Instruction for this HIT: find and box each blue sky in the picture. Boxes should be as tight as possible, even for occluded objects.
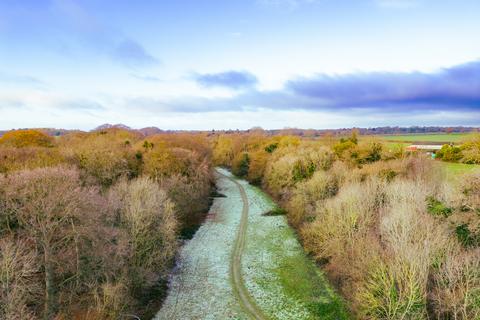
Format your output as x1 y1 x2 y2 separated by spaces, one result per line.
0 0 479 130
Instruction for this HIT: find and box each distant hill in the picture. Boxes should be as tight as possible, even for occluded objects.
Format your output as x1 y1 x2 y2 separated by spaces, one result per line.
138 127 164 136
92 124 164 136
1 126 478 138
92 123 132 131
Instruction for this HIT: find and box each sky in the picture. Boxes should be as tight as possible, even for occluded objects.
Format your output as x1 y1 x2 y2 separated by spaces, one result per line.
0 0 479 130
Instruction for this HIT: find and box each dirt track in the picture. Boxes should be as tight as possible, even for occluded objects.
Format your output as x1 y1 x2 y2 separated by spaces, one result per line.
154 169 255 320
220 172 268 320
155 169 347 320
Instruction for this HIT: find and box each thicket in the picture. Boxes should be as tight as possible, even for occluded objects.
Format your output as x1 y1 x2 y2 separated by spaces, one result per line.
436 134 480 164
212 132 480 319
2 128 479 319
0 129 212 319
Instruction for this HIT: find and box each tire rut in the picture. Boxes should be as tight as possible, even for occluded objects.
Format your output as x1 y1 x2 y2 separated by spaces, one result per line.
218 171 268 320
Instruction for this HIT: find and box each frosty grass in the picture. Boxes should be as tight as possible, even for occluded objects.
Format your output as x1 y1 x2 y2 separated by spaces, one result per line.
155 168 343 320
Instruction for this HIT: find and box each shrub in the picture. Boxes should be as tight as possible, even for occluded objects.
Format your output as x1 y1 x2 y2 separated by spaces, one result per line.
301 179 381 262
64 132 141 187
427 196 453 217
2 166 104 318
93 281 130 320
0 147 65 173
436 145 463 162
264 145 335 196
382 180 450 264
264 142 278 153
143 146 186 179
264 207 287 216
147 133 212 159
0 237 40 320
246 149 269 185
455 224 479 248
277 135 300 148
355 140 383 164
333 140 356 158
460 148 480 164
107 177 183 317
287 169 342 227
382 143 405 160
0 131 210 318
232 152 250 177
358 260 426 320
143 144 212 228
292 158 316 182
109 177 178 287
212 136 234 166
461 173 480 210
0 129 53 148
431 249 480 319
379 169 398 182
333 138 384 165
404 155 443 188
264 152 298 197
459 135 480 164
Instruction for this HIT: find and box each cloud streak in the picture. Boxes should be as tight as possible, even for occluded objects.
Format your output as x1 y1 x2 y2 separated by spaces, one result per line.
0 72 45 88
178 60 480 114
56 99 106 111
193 70 258 90
130 73 162 82
51 0 159 68
286 60 480 111
111 39 158 68
1 59 479 129
123 60 480 116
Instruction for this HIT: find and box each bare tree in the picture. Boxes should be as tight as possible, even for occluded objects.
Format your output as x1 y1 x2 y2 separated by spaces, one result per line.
3 167 95 318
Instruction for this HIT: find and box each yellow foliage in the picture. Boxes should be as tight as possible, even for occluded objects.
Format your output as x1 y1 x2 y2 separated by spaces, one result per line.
247 150 269 184
0 147 65 173
0 129 53 148
143 146 187 179
212 135 234 165
60 131 142 187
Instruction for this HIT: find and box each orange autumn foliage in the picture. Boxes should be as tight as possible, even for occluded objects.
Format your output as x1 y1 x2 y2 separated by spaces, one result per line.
0 129 53 148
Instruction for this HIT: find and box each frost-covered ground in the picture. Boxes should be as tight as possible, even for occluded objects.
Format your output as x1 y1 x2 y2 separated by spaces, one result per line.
154 169 348 320
240 180 348 320
154 169 248 320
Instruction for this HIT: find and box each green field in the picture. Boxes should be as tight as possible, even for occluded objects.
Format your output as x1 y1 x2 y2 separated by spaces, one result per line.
438 162 480 185
441 162 480 175
379 133 474 144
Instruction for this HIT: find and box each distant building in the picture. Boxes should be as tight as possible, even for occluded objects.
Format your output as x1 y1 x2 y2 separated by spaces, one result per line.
406 145 443 152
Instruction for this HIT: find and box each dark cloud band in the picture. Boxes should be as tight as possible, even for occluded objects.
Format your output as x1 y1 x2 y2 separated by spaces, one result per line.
286 60 480 111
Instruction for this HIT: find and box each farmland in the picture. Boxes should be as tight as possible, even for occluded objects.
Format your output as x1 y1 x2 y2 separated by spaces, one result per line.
442 162 480 180
379 133 474 144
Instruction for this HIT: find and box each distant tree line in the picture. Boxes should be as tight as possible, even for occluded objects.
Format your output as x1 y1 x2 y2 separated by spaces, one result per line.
1 125 477 139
